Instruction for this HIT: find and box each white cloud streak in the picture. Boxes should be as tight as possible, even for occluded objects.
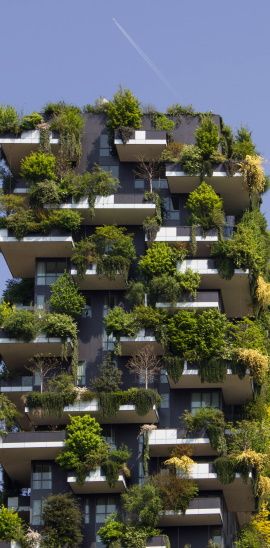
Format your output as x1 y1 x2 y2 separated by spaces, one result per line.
113 17 179 99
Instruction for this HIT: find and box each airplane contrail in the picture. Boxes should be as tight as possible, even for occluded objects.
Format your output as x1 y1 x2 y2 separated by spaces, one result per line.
113 17 179 99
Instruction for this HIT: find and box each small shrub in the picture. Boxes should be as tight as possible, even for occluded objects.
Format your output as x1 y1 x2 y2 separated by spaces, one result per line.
6 209 37 239
0 105 19 134
29 180 61 207
91 354 123 393
107 88 142 130
236 348 268 385
240 154 265 196
42 493 83 548
126 281 145 307
121 483 162 527
139 242 185 279
42 313 77 342
152 473 198 513
3 309 39 341
3 278 34 305
20 151 56 182
0 394 17 432
195 115 220 158
49 272 86 318
40 209 82 233
153 114 175 132
160 142 184 163
180 145 202 175
104 307 137 339
232 127 257 160
0 504 25 542
256 276 270 309
183 407 226 453
20 112 43 131
163 355 185 383
186 182 224 232
0 194 26 214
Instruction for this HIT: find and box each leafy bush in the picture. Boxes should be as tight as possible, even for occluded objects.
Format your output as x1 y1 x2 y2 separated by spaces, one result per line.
49 272 86 318
139 242 186 279
20 112 43 131
6 209 37 239
126 281 145 307
98 514 160 548
107 88 142 130
0 194 26 214
93 225 136 278
29 180 61 207
179 145 202 175
160 142 184 163
240 154 265 197
0 105 19 134
42 493 82 548
50 106 84 168
153 114 175 132
186 182 224 231
183 407 226 453
20 151 56 182
103 444 131 487
232 127 257 160
152 473 198 513
41 209 82 233
91 354 123 393
42 313 77 342
71 237 97 278
121 483 162 527
56 415 109 482
0 504 25 542
26 390 76 416
133 305 164 331
3 278 34 305
163 355 185 383
2 309 39 341
104 306 137 339
236 348 268 385
256 276 270 310
213 456 237 484
0 394 18 432
195 115 220 158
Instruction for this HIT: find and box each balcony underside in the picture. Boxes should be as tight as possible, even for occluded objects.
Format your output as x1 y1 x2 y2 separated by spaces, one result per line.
169 370 253 405
0 131 59 175
25 401 159 426
0 433 64 483
68 473 126 494
115 140 167 162
165 170 249 214
53 202 156 225
0 232 74 277
149 435 216 457
156 291 220 312
199 272 251 318
191 475 254 512
0 337 67 370
70 269 127 290
119 337 164 356
158 502 222 526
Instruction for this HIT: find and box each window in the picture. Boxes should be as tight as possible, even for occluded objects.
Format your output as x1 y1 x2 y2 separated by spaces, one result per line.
102 165 119 178
36 261 66 286
96 496 117 546
160 369 168 384
152 178 168 190
99 134 112 157
32 464 52 490
77 361 86 386
31 499 45 526
82 304 92 318
191 391 220 415
36 294 45 310
103 294 121 317
163 196 180 220
134 179 145 190
84 499 90 524
160 393 170 409
102 426 116 449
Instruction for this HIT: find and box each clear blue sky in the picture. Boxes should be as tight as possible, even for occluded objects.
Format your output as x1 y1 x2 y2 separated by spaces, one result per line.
0 0 269 292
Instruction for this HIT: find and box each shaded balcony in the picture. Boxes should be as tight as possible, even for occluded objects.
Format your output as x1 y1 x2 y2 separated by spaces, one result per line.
156 291 221 312
70 264 127 290
0 129 59 175
0 333 70 371
158 496 223 526
147 225 234 256
67 467 126 494
119 329 163 356
115 129 167 162
148 428 216 457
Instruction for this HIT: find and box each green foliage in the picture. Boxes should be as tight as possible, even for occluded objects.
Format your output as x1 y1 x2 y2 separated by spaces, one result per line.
186 182 224 231
213 456 237 484
91 354 123 393
160 142 184 163
49 272 86 318
184 407 226 453
232 127 257 160
20 112 43 131
104 306 137 339
6 209 37 239
107 88 142 130
103 444 131 487
0 504 25 541
71 237 96 278
179 145 203 175
126 281 145 307
29 180 61 207
98 388 161 418
20 151 56 182
0 105 19 134
199 357 227 383
26 390 76 416
42 312 77 342
40 209 82 233
166 103 197 117
2 309 39 341
56 415 109 482
163 355 185 383
122 483 162 527
98 514 160 548
3 278 34 305
212 210 270 278
153 114 175 132
133 305 164 331
163 309 229 363
149 270 200 304
98 514 124 546
195 115 220 158
93 225 136 278
0 193 26 214
139 242 186 279
0 394 17 432
153 473 199 514
50 106 84 171
234 526 263 548
42 493 82 548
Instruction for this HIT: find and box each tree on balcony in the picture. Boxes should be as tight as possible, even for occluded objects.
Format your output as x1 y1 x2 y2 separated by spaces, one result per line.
126 345 161 389
49 272 86 319
41 493 82 548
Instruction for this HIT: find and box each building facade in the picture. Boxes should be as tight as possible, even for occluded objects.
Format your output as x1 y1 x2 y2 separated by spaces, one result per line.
0 99 266 548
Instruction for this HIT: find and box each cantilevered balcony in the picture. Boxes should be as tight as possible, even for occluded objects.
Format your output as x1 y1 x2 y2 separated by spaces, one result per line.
119 329 163 356
146 537 169 548
0 129 59 175
70 264 127 290
115 129 167 161
168 365 253 405
67 467 126 494
148 428 216 457
0 229 74 277
166 164 249 214
147 225 234 256
25 399 159 426
178 259 251 317
156 291 221 312
46 194 156 225
188 463 254 513
0 431 65 483
158 497 223 526
0 333 70 371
